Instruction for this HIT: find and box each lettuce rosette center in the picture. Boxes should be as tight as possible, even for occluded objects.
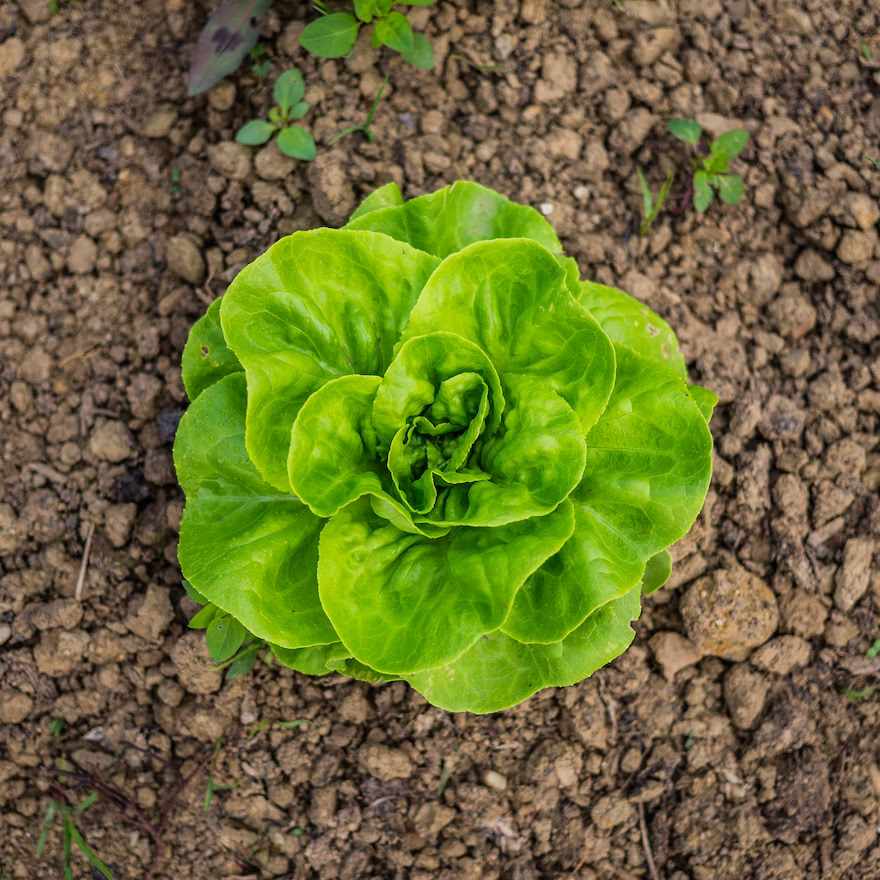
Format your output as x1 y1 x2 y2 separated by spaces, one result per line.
174 181 716 713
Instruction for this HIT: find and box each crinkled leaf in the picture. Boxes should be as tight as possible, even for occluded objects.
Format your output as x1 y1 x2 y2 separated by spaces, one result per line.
206 614 246 662
406 585 641 713
717 173 744 205
273 68 305 114
318 498 575 674
220 229 440 491
187 0 271 96
641 549 672 595
400 32 434 69
399 239 616 436
235 118 275 146
348 181 404 222
174 372 338 648
299 13 360 58
181 297 243 401
575 279 687 379
277 125 316 161
502 346 712 643
667 118 701 146
693 170 713 212
375 11 413 52
344 180 562 258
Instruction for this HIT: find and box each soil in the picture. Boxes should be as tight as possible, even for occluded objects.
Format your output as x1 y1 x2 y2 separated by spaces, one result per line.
1 0 880 878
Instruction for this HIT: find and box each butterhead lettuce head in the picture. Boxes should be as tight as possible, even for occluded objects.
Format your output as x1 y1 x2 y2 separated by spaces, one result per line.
174 181 715 713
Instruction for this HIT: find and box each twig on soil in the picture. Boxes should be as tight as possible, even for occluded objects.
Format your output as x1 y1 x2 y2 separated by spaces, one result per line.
27 462 67 485
74 521 96 601
196 264 216 306
568 838 590 877
59 344 99 368
638 802 660 880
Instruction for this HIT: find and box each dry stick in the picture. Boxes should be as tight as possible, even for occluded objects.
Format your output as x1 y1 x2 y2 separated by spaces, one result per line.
638 802 661 880
74 522 96 601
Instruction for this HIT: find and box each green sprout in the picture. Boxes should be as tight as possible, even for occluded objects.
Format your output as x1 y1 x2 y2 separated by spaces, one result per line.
866 639 880 659
636 166 673 235
249 43 271 80
330 75 389 145
843 687 874 703
667 119 748 213
299 0 435 70
235 68 316 162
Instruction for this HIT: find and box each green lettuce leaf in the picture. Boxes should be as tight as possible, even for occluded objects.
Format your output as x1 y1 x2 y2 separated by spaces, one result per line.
181 297 243 401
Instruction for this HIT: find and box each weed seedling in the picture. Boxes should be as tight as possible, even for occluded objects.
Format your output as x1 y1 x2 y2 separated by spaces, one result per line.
235 68 316 161
249 43 271 80
667 119 748 214
866 638 880 659
636 166 673 234
330 75 389 145
844 687 874 703
299 0 435 70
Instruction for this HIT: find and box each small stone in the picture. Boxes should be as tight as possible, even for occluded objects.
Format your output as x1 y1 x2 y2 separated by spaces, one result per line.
33 629 91 676
749 635 812 675
649 631 701 682
170 631 223 694
834 538 875 612
794 249 835 283
89 419 134 463
127 372 163 420
723 665 769 729
166 234 206 285
208 81 237 112
105 503 137 548
156 678 185 707
767 291 816 340
255 140 296 181
126 584 175 641
495 34 517 60
747 253 783 306
483 770 507 791
32 599 83 631
0 37 26 76
0 690 33 724
67 235 98 274
18 346 53 383
142 109 177 139
307 152 357 226
843 193 880 230
207 141 252 181
609 107 656 157
837 229 878 266
680 564 779 661
0 503 24 553
0 623 11 645
534 51 578 103
779 592 827 638
591 795 634 830
633 27 681 66
358 744 413 780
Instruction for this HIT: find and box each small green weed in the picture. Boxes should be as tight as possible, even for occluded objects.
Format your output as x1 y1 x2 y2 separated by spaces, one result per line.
330 75 389 145
667 118 748 213
843 687 874 703
300 0 435 70
235 68 316 161
866 638 880 659
249 43 271 80
636 166 673 234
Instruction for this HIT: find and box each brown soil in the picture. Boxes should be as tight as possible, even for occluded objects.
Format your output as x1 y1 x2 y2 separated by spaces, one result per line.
2 0 880 878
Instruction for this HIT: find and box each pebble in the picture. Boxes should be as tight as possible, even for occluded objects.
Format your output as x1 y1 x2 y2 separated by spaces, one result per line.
89 419 134 463
207 141 252 181
33 629 91 676
0 690 33 724
483 770 507 791
749 635 811 675
591 794 634 830
166 234 206 286
208 81 237 112
779 592 828 638
794 248 835 282
633 27 681 66
534 51 578 103
609 107 655 157
358 744 413 780
834 538 875 612
843 192 880 230
837 229 877 266
0 37 26 76
31 598 83 631
142 109 178 139
0 622 11 646
0 503 24 554
125 584 175 642
723 664 769 729
680 564 779 661
255 140 296 181
648 631 701 682
307 153 357 226
105 503 137 548
170 631 223 694
67 235 98 274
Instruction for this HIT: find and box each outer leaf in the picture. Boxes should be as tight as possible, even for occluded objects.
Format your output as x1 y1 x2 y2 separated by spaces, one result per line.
206 614 246 662
318 497 575 674
375 11 414 52
717 173 744 205
288 101 311 120
687 383 718 422
406 585 641 713
273 68 305 114
502 345 712 643
641 549 672 595
299 13 360 58
575 280 687 379
277 126 316 161
400 32 434 69
710 129 748 162
270 641 353 676
693 170 713 212
219 230 441 491
344 180 562 258
667 118 701 146
181 297 244 402
399 239 616 436
235 119 275 146
187 0 271 96
174 372 339 648
348 181 404 222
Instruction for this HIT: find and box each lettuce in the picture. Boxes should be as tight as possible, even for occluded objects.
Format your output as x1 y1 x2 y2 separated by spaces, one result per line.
174 181 715 713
